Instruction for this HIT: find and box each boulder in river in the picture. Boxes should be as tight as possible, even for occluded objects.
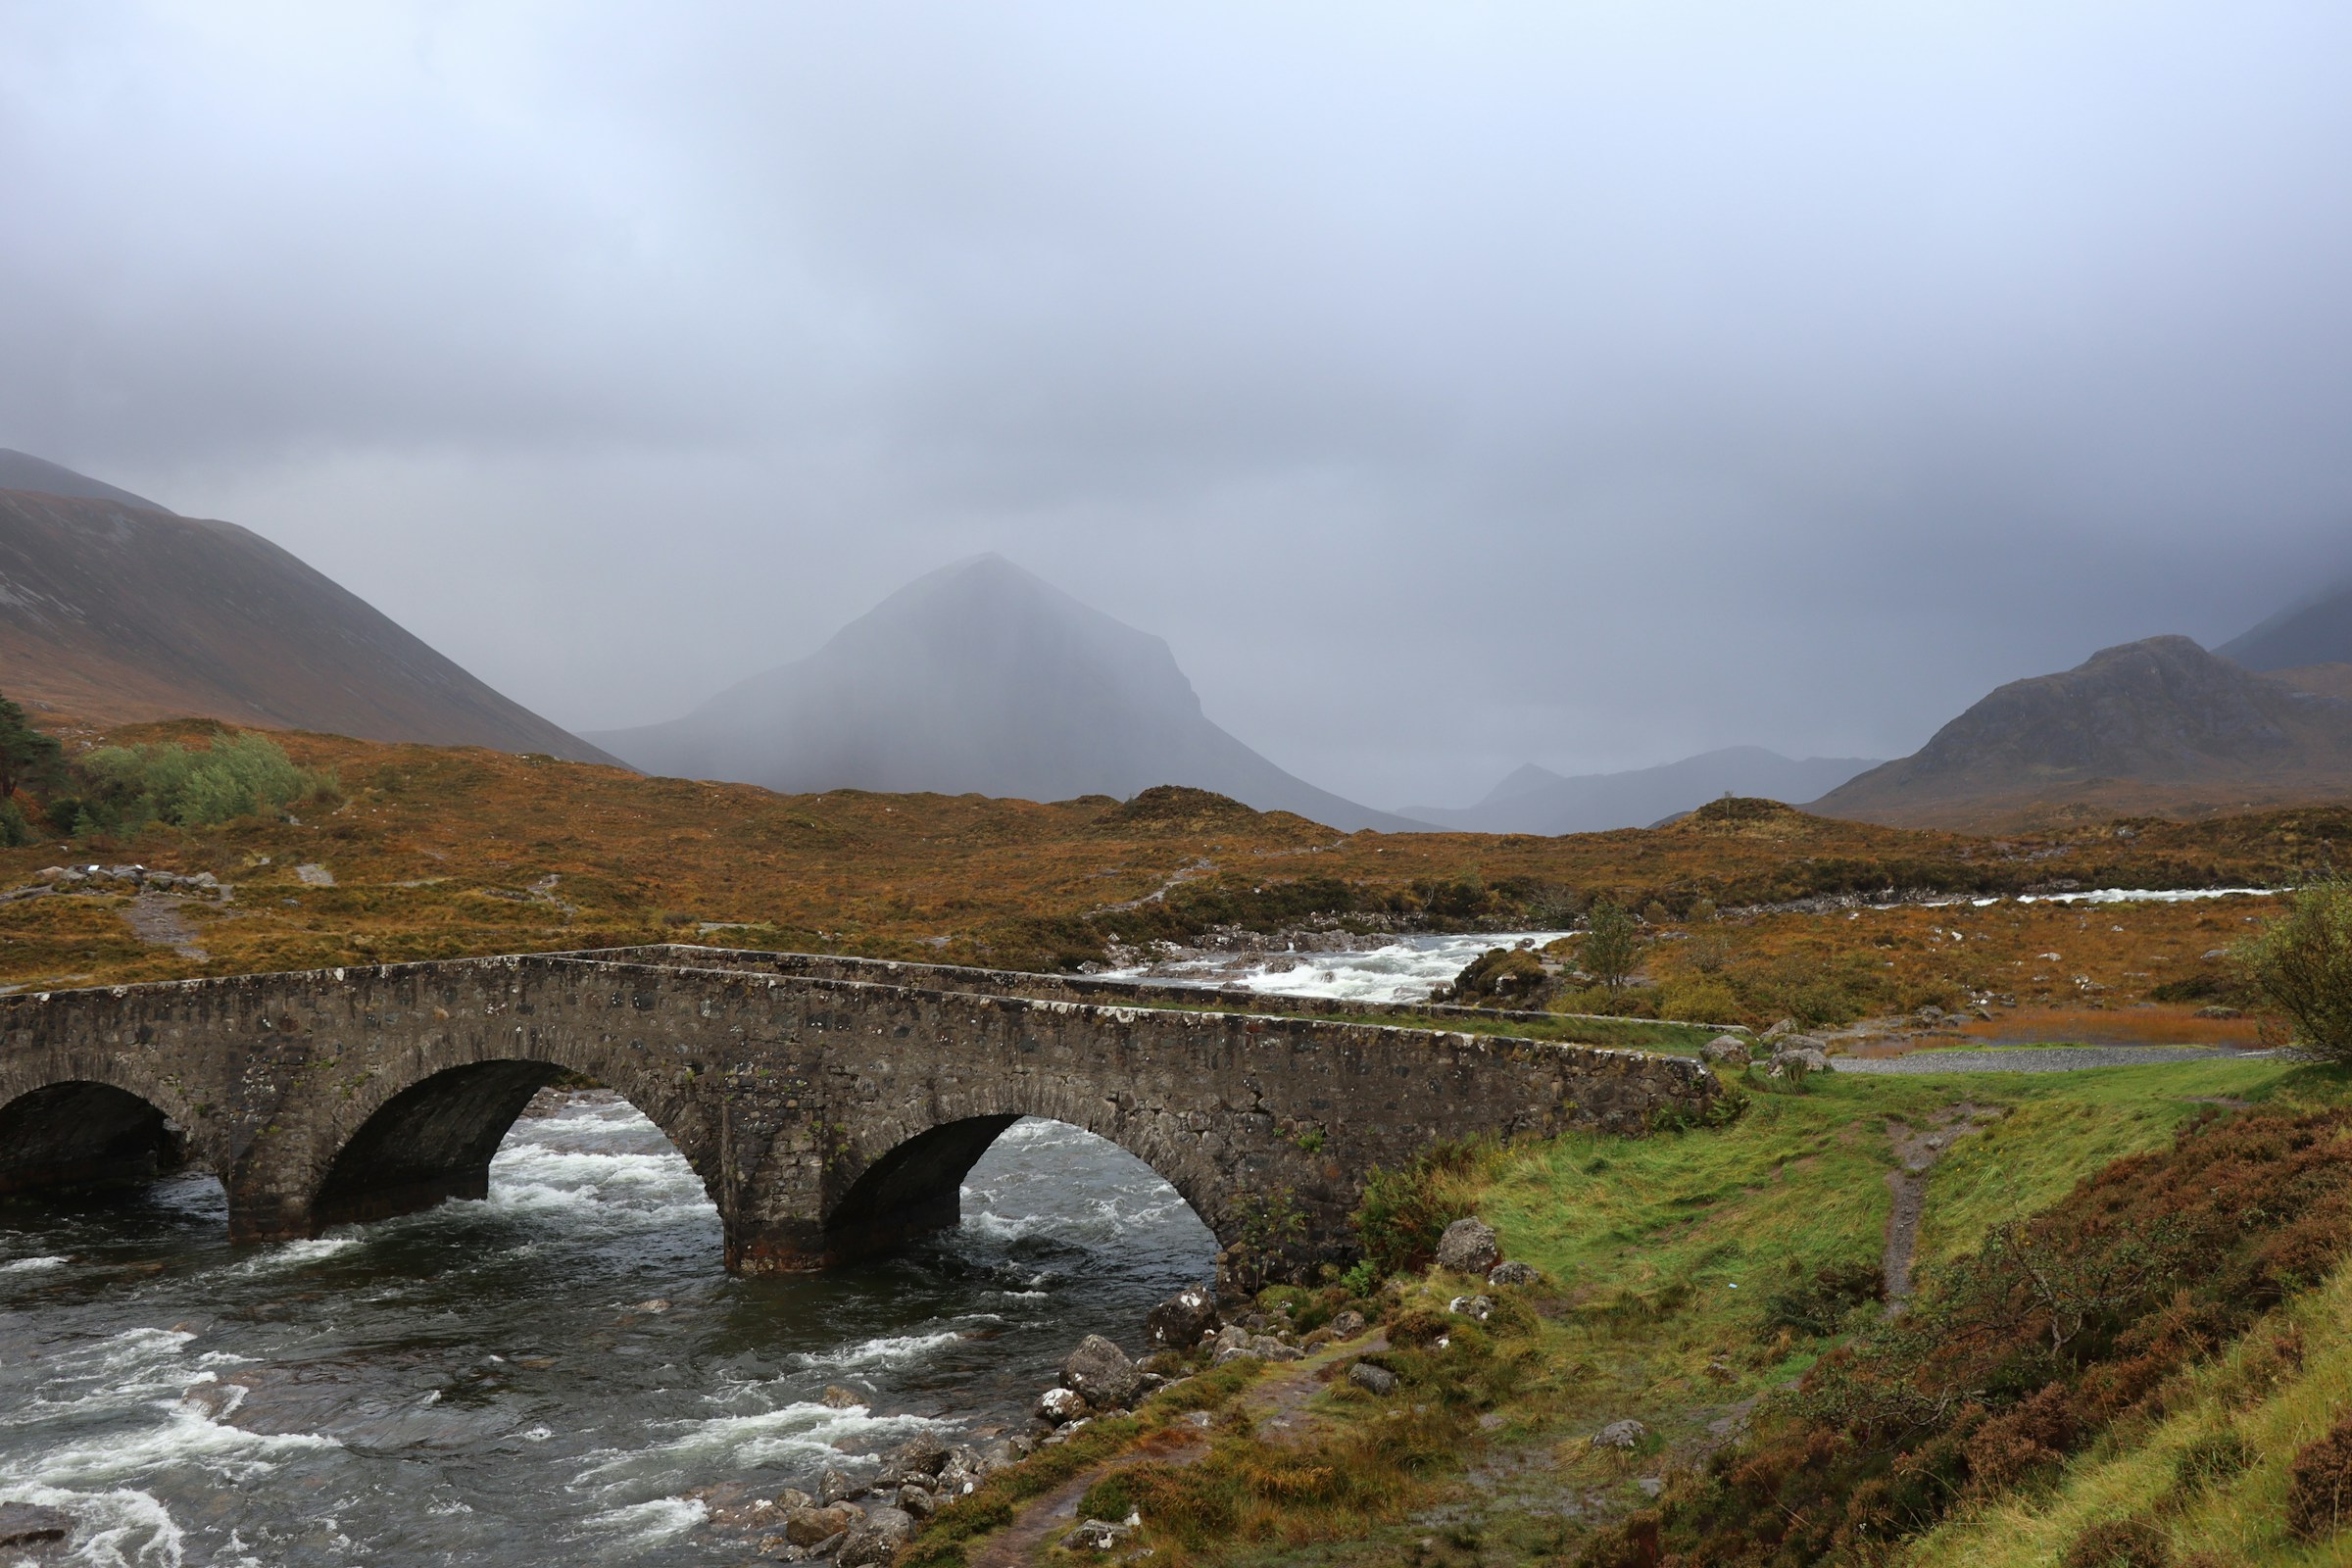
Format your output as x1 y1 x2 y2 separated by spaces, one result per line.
1061 1334 1143 1409
1145 1284 1219 1349
0 1503 73 1546
1435 1217 1500 1275
1036 1386 1089 1424
783 1502 861 1545
837 1505 916 1567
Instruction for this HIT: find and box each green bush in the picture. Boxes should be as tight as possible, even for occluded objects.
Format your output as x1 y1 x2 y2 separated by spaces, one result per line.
1758 1258 1884 1338
2237 874 2352 1059
74 731 333 834
0 797 33 848
1351 1137 1501 1274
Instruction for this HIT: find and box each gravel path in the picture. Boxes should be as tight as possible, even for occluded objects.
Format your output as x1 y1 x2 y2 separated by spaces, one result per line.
1837 1046 2273 1074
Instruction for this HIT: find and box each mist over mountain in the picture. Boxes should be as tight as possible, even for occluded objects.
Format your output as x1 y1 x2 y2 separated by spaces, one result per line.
1810 634 2352 829
588 555 1416 832
0 448 172 514
0 457 617 764
1400 747 1880 835
2216 576 2352 673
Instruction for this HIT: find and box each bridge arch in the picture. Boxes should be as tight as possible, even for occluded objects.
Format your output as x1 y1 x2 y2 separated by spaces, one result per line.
808 1076 1264 1273
0 1069 203 1200
258 1048 726 1244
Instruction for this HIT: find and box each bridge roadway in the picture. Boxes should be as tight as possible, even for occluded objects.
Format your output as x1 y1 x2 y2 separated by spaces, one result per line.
0 944 1724 1280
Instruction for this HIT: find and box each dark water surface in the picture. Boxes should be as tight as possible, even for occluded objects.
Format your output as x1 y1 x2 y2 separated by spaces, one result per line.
0 1104 1215 1566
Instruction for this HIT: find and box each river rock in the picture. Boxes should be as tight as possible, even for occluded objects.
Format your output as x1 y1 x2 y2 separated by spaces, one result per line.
815 1466 860 1505
1037 1386 1089 1424
784 1503 862 1545
1435 1217 1500 1275
1062 1334 1142 1409
818 1385 861 1409
1348 1361 1397 1396
1488 1261 1540 1288
886 1431 951 1477
897 1485 937 1520
836 1506 915 1568
1592 1419 1647 1448
1145 1284 1218 1349
1701 1035 1752 1066
0 1503 73 1545
1068 1515 1138 1549
1329 1307 1367 1338
1770 1047 1832 1077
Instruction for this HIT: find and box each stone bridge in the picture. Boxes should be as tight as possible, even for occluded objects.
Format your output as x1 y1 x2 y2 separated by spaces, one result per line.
0 945 1725 1280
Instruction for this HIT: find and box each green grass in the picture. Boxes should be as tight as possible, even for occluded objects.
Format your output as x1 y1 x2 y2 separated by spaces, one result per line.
916 1057 2341 1566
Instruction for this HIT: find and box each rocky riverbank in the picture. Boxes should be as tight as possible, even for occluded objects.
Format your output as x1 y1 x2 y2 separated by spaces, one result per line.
727 1217 1555 1564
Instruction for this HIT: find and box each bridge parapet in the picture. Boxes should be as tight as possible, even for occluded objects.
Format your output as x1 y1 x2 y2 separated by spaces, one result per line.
0 948 1727 1282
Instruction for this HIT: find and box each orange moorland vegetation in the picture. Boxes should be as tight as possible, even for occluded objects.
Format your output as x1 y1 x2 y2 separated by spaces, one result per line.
0 718 2340 1020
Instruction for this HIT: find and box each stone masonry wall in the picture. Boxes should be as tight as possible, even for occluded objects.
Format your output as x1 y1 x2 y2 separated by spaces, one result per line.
0 951 1725 1279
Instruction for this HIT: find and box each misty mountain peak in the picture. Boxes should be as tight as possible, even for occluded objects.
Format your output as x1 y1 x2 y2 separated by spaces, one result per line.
590 557 1414 830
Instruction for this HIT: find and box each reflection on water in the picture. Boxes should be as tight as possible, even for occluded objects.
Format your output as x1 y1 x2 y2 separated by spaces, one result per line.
0 1102 1214 1565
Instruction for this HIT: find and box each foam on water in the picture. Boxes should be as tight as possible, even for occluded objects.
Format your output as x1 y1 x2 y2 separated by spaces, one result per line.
579 1495 708 1547
793 1331 963 1369
1 1484 185 1568
1099 930 1574 1004
2 1254 69 1273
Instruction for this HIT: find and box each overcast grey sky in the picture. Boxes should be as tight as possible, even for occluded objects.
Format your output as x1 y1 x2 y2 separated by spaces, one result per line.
5 2 2350 808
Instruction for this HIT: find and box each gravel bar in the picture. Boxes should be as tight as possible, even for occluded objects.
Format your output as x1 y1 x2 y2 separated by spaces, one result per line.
1835 1046 2274 1075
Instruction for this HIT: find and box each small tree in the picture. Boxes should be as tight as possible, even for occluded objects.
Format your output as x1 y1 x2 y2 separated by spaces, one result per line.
0 693 63 802
2238 875 2352 1060
1582 899 1644 994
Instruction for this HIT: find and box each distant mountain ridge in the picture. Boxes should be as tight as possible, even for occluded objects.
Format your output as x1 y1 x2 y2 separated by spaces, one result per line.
2217 576 2352 672
1401 746 1881 835
0 455 618 764
589 555 1417 832
1809 634 2352 829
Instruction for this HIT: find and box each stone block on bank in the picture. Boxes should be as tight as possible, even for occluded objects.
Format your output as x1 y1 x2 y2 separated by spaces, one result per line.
1435 1216 1500 1275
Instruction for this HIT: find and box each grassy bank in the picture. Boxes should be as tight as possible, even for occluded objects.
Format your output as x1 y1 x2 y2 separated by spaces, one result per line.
921 1055 2331 1566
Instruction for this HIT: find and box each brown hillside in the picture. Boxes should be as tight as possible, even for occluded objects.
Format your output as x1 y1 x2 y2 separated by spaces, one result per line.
1 722 2339 996
1810 635 2352 831
0 487 616 764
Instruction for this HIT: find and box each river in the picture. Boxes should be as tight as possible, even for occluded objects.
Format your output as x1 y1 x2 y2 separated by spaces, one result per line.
3 935 1548 1567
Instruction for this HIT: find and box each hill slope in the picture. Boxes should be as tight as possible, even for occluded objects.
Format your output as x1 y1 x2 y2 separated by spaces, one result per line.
1811 634 2352 828
1401 745 1879 834
0 479 617 764
588 554 1417 832
2216 575 2352 670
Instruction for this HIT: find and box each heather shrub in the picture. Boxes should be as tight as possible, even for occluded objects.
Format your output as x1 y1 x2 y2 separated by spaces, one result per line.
2170 1429 2254 1494
2287 1414 2352 1542
2061 1517 2171 1568
1579 1109 2352 1566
